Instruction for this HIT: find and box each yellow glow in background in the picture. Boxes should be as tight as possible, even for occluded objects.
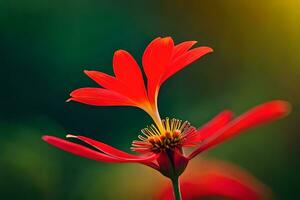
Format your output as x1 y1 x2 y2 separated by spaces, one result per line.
1 0 299 199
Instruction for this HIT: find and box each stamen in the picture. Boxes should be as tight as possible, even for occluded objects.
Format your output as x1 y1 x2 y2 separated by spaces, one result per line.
131 117 197 153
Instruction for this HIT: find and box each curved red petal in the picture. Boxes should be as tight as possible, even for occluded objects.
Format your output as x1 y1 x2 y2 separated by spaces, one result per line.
172 41 197 59
42 135 158 163
161 46 213 84
84 70 119 90
184 110 233 145
69 87 134 106
142 37 174 103
43 135 123 162
113 50 148 102
67 134 154 160
84 70 143 104
142 37 162 77
189 100 291 159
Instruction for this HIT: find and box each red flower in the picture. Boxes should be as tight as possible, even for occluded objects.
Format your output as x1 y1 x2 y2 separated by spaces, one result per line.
43 37 290 188
156 158 271 200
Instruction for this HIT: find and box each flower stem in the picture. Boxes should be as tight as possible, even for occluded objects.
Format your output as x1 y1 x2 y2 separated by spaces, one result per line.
171 176 182 200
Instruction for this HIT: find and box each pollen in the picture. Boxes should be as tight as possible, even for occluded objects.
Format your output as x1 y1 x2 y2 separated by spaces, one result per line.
131 118 197 153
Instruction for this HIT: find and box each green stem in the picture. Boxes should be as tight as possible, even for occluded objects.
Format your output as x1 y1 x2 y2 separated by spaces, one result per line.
171 177 182 200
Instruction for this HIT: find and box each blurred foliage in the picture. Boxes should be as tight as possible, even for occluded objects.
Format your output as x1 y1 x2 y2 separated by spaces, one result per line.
1 0 300 199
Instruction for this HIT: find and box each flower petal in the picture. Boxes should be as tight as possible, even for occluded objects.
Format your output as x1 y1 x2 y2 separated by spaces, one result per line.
66 134 153 160
43 135 123 162
42 135 158 163
196 110 233 140
172 40 197 59
113 50 148 102
84 70 144 104
68 87 134 106
84 70 119 90
161 46 213 84
189 100 291 159
185 110 233 145
142 37 174 103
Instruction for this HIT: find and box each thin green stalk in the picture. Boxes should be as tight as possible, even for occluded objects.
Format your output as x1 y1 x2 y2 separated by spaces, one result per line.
171 177 182 200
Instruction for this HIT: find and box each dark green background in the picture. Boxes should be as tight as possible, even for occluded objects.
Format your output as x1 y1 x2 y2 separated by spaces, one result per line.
1 0 299 199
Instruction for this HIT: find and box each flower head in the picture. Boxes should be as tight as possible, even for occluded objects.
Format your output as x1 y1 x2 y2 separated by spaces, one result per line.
43 37 290 181
131 118 197 153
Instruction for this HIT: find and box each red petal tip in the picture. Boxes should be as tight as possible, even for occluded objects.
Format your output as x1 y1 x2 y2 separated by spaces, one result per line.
161 36 173 42
205 46 214 52
42 135 51 142
114 49 126 55
83 70 90 74
271 100 292 116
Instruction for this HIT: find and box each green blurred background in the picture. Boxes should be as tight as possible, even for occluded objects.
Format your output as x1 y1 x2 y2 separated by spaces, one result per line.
1 0 299 199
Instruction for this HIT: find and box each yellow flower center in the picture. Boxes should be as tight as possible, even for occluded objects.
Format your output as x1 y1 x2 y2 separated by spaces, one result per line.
131 118 196 153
